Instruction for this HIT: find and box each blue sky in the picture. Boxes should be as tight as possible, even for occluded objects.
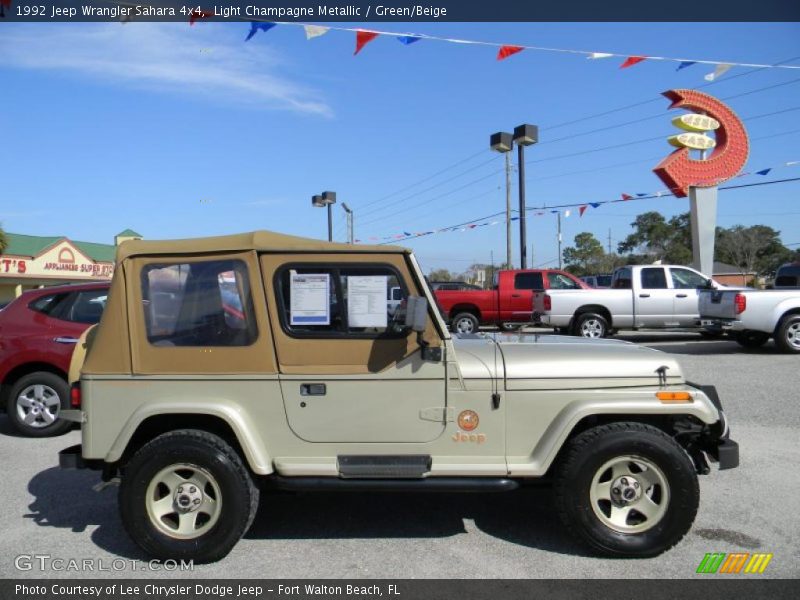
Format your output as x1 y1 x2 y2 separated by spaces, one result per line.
1 21 799 274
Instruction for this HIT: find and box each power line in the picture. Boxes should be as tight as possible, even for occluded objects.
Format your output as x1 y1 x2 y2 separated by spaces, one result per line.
379 176 800 244
354 57 800 220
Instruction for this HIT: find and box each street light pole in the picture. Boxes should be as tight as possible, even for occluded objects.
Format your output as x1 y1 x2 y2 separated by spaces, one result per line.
513 124 538 270
557 211 563 270
312 191 337 242
342 203 354 244
489 131 514 269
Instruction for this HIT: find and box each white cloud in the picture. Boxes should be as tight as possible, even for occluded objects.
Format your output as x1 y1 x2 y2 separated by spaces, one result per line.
0 23 332 116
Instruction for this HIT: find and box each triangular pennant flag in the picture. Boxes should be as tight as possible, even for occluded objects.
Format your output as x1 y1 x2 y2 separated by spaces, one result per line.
188 8 213 25
620 56 647 69
676 61 697 71
355 30 379 55
590 203 601 208
497 45 524 61
786 161 800 166
756 168 772 176
587 52 613 60
396 35 421 45
510 216 519 221
621 193 633 201
564 210 571 218
579 205 588 217
246 21 276 41
304 25 329 40
704 63 733 81
636 193 648 197
550 210 559 214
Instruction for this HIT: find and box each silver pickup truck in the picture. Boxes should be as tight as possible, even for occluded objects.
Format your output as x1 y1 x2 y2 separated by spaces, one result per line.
699 287 800 353
534 265 724 338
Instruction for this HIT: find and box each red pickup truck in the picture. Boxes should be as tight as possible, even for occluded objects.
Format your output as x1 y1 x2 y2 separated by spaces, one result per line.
434 269 589 333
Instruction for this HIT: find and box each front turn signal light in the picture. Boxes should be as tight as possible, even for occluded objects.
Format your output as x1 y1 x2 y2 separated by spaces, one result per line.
656 391 693 403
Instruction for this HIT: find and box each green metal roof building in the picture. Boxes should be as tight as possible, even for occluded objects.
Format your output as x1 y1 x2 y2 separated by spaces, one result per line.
0 229 142 303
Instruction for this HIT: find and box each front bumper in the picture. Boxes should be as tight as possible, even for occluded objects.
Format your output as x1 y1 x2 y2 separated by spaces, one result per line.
686 382 740 471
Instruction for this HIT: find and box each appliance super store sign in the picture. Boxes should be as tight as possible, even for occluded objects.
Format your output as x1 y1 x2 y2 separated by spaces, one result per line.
1 241 114 280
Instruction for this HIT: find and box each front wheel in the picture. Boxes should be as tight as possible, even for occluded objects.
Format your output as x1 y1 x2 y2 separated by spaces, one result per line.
774 315 800 353
573 313 609 338
119 429 259 563
450 312 479 334
553 422 699 557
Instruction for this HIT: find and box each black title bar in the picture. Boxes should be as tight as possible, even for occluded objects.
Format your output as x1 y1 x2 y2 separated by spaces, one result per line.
1 0 800 22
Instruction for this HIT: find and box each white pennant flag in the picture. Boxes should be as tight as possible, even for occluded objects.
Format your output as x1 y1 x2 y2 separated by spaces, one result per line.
304 25 330 40
587 52 613 59
704 63 733 81
564 210 571 217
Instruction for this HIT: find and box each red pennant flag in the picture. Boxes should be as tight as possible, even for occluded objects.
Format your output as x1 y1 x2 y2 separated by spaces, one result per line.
621 193 633 201
579 205 588 217
189 8 213 25
497 45 524 61
354 30 379 55
620 56 647 69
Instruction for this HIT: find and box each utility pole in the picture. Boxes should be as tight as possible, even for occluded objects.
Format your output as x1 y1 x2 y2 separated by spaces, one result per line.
342 203 354 244
557 211 563 270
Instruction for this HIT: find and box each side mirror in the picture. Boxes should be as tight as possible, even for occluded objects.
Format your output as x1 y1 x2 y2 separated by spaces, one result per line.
404 296 429 333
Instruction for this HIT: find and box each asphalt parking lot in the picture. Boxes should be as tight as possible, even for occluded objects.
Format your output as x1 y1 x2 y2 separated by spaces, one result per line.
1 330 797 579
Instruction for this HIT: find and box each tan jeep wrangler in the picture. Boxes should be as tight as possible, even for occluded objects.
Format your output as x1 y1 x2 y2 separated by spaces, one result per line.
59 231 738 563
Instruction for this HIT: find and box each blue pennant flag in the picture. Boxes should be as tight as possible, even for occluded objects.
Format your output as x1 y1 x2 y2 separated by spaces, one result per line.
636 193 648 197
510 216 519 221
403 231 412 236
396 35 422 45
590 202 601 208
756 168 772 176
246 22 276 41
676 61 697 71
550 210 559 214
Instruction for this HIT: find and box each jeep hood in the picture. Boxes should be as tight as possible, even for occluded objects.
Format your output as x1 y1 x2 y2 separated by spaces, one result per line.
452 333 683 390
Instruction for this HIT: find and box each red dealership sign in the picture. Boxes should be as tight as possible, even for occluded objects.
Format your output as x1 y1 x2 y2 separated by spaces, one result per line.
653 89 749 198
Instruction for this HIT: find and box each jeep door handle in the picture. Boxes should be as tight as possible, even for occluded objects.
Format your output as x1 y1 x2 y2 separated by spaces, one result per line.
511 294 521 298
676 294 688 298
300 383 326 396
639 293 650 298
53 337 79 344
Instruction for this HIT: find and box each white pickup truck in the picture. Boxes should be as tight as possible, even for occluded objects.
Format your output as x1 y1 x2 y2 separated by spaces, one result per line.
699 287 800 353
534 264 725 338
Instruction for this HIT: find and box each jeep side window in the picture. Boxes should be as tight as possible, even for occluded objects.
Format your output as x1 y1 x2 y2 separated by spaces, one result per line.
141 260 257 347
277 265 408 338
640 267 668 289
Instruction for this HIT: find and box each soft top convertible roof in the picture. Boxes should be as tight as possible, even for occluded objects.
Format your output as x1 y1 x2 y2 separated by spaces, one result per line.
116 230 407 261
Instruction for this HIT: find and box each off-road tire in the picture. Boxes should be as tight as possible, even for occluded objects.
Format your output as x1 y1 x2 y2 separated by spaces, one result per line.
573 313 609 338
6 371 71 437
734 331 770 349
119 429 259 563
553 422 699 557
774 315 800 354
451 312 480 335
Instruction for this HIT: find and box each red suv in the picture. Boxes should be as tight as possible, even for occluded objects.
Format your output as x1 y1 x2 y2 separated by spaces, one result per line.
0 282 110 436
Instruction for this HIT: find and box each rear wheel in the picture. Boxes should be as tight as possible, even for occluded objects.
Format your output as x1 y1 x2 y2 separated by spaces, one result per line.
554 422 699 557
6 372 71 437
119 429 259 563
573 313 609 338
451 312 479 334
735 331 770 349
774 315 800 353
